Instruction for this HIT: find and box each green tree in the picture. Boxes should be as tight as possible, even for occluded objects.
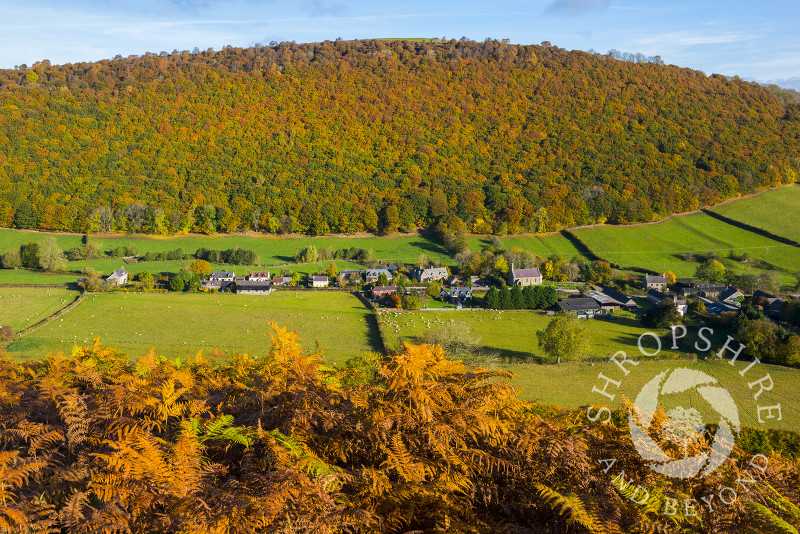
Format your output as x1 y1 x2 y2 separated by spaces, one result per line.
523 285 538 309
377 272 390 287
402 294 421 310
590 260 613 284
20 242 40 269
427 281 442 300
535 285 558 309
695 259 726 283
536 316 591 362
416 253 430 268
136 271 155 290
510 285 525 309
169 275 186 292
483 286 499 309
36 237 66 271
499 285 512 310
642 298 682 328
1 248 22 269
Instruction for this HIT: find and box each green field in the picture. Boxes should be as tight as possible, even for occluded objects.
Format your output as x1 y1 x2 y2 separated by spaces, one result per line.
506 360 800 431
7 291 380 363
0 287 79 332
467 233 584 258
0 269 79 284
573 212 800 286
712 185 800 243
378 309 731 362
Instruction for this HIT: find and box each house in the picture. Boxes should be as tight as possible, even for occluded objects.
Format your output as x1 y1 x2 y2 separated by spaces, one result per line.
235 281 272 295
200 280 223 291
412 267 449 283
247 270 271 282
310 275 329 288
441 287 473 303
557 298 602 318
598 286 637 309
371 285 397 299
412 267 447 283
209 271 236 282
508 265 542 286
447 274 465 286
644 275 668 291
272 276 290 286
719 287 744 306
366 268 393 283
674 299 689 316
106 267 128 286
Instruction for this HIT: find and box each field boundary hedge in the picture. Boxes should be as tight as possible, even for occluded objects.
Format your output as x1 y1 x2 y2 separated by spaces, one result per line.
15 293 86 339
702 208 800 249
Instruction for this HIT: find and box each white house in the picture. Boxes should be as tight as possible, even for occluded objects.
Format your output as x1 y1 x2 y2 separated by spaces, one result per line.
106 267 128 286
310 275 329 288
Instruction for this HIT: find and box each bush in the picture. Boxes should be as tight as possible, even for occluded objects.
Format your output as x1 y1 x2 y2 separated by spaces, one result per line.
169 276 186 292
1 248 22 269
402 294 421 310
0 325 14 343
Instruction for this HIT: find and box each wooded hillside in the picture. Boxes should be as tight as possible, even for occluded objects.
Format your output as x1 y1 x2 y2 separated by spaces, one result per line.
1 39 798 235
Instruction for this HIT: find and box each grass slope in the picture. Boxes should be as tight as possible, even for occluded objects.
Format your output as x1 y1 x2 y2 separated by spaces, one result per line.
712 185 800 243
8 291 379 364
573 212 800 286
0 287 79 332
378 310 730 362
507 360 800 431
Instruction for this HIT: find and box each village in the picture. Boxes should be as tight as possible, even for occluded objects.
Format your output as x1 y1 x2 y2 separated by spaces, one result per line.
91 261 788 323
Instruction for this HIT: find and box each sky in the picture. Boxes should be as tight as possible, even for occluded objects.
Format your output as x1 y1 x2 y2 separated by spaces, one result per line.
1 0 798 89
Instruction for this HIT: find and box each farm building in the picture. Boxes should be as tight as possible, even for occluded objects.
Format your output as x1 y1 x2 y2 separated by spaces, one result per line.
597 286 637 309
583 291 623 311
272 276 290 286
556 298 602 318
106 267 128 286
508 265 542 286
235 281 272 295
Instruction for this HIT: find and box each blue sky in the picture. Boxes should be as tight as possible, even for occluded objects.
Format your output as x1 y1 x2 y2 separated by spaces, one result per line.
1 0 798 87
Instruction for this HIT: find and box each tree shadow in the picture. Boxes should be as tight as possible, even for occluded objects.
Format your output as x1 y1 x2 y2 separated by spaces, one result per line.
408 240 448 256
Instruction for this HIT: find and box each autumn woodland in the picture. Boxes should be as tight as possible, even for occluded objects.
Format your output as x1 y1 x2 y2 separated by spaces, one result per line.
0 40 799 236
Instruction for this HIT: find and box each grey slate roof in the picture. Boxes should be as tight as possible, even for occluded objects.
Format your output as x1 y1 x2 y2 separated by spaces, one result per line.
512 267 541 278
557 298 602 312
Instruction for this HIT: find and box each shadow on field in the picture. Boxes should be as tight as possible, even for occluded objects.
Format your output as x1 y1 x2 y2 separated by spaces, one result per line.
364 313 386 354
408 240 447 255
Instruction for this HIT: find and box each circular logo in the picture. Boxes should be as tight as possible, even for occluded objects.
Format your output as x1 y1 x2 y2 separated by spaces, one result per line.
628 368 741 479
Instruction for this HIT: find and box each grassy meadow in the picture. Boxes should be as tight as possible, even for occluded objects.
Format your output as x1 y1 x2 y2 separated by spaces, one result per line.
506 359 800 431
711 185 800 243
378 309 732 362
573 212 800 288
7 291 380 364
0 287 79 332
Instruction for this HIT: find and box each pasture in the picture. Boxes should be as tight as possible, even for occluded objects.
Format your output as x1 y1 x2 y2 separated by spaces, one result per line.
377 309 731 362
711 185 800 243
0 269 79 284
7 291 380 364
505 359 800 431
0 287 79 332
573 212 800 287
